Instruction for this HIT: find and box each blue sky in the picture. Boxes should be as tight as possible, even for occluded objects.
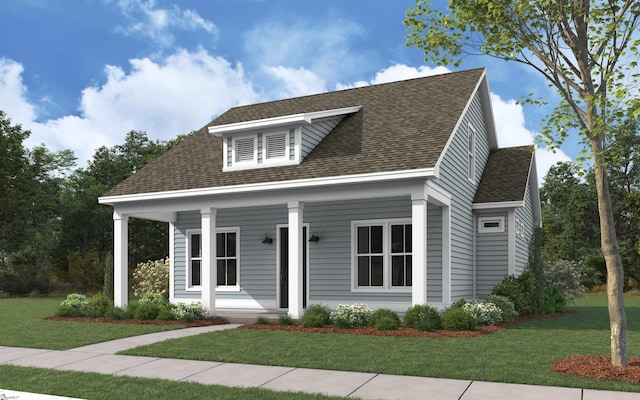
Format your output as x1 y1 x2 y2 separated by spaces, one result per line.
0 0 572 180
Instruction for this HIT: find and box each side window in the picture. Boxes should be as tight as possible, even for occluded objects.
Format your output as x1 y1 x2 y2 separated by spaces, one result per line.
356 225 384 287
217 231 238 287
189 232 202 287
478 217 505 233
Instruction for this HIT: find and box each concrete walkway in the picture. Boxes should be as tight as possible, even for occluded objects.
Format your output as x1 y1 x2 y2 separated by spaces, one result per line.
1 325 638 400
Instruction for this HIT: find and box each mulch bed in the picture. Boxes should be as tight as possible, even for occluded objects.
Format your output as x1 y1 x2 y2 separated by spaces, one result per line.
47 309 640 384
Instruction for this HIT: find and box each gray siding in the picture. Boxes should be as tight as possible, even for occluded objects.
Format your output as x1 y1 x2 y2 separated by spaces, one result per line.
301 116 344 159
475 210 509 296
436 92 491 300
515 184 535 275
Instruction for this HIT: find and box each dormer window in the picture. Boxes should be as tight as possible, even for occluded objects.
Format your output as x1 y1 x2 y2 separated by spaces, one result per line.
210 105 362 172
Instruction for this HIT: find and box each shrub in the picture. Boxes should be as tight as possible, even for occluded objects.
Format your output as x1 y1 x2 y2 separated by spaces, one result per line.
368 308 400 330
403 304 441 331
86 293 113 317
134 301 161 320
333 316 353 329
56 293 89 317
139 292 168 308
173 302 208 322
278 314 293 326
330 303 372 327
301 304 331 328
542 285 567 313
462 300 502 326
0 248 52 296
106 306 128 320
492 269 536 315
543 259 586 302
441 307 476 331
372 315 400 330
67 251 103 292
132 258 170 299
480 294 517 321
256 316 270 325
157 305 176 321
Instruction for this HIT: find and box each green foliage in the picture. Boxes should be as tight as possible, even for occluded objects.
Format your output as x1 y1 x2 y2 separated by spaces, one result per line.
103 252 114 299
277 314 293 326
86 293 113 318
441 307 476 331
528 227 545 314
0 247 53 296
462 301 503 326
56 293 89 317
543 259 586 302
480 294 517 322
157 305 176 321
105 306 128 320
139 292 169 308
67 251 103 292
542 285 567 314
132 258 170 299
134 301 161 320
256 316 270 325
492 270 536 315
368 308 400 330
301 304 331 328
173 302 208 322
403 304 441 330
330 303 372 327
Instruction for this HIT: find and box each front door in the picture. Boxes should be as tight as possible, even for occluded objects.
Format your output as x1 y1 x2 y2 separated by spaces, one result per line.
279 226 307 309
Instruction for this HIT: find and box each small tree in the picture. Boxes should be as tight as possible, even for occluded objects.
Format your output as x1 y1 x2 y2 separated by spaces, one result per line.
132 258 170 298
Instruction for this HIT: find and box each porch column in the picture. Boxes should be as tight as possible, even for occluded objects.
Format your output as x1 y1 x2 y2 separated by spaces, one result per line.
113 211 129 308
201 207 217 317
287 201 304 319
411 198 428 305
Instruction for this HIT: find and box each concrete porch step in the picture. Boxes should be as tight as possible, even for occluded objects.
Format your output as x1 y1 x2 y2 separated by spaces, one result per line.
215 310 289 324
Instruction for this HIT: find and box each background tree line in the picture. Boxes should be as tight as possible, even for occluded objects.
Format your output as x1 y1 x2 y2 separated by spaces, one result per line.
0 110 184 296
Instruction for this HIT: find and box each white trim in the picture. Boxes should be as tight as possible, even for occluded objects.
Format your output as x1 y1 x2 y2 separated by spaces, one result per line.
276 223 310 310
185 228 202 291
467 123 476 184
508 210 516 275
185 227 241 292
172 298 278 310
98 168 436 205
351 218 413 293
169 222 175 302
319 300 451 313
478 216 505 233
215 227 241 292
113 212 129 308
209 106 362 136
472 201 524 210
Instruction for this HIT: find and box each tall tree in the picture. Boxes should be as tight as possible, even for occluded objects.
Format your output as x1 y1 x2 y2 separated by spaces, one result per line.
405 0 639 365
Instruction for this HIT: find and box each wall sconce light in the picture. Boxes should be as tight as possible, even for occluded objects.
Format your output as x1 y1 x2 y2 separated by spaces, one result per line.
308 234 320 243
262 234 273 244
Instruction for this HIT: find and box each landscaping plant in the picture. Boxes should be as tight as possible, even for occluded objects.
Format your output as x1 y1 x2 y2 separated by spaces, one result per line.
492 269 536 315
132 258 170 299
441 306 476 331
368 308 400 330
300 304 331 328
480 294 517 322
462 300 502 326
330 303 372 328
403 304 441 331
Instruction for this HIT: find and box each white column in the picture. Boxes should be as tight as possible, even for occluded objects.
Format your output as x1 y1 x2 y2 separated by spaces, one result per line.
411 198 428 305
201 207 217 317
113 211 129 308
442 206 451 304
168 222 175 303
287 201 304 319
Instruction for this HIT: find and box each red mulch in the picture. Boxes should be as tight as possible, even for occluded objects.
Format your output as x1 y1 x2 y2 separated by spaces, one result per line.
48 310 640 384
43 316 227 328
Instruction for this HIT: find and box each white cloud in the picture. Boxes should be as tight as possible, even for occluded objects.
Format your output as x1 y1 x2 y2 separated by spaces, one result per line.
0 58 37 124
114 0 217 47
336 64 451 89
0 50 259 165
263 66 327 98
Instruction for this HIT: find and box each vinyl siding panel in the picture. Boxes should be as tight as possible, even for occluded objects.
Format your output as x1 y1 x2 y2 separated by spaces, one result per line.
436 92 491 300
475 210 509 296
301 116 344 159
515 184 535 275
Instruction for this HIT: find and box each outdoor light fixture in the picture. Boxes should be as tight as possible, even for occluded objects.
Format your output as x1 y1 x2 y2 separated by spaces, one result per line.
308 234 320 243
262 235 273 244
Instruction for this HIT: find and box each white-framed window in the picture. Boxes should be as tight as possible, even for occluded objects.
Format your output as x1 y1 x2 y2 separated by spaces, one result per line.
186 228 240 291
478 217 504 233
221 128 300 171
467 124 476 183
352 219 412 291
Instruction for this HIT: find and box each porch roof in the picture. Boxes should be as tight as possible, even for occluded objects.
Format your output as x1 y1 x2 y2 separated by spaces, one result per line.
105 68 486 197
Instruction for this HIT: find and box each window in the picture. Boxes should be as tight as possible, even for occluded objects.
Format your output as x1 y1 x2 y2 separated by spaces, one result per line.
478 217 504 233
217 230 238 288
468 124 476 183
353 219 412 291
187 228 240 290
265 132 287 159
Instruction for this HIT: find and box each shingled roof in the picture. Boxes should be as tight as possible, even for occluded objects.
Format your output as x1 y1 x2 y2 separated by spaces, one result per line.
105 68 486 197
473 146 534 204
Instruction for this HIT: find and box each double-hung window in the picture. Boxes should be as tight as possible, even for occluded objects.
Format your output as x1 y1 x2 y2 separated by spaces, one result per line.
353 219 412 291
187 228 240 290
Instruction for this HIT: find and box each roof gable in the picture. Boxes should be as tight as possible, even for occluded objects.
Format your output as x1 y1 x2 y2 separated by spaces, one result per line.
105 68 487 197
473 146 534 204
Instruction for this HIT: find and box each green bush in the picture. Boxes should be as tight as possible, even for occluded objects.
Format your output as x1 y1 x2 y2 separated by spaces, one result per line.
542 285 567 313
0 248 53 296
256 316 270 325
134 301 161 320
139 292 168 308
173 302 209 322
333 316 353 329
441 307 476 331
368 308 400 329
480 294 518 321
86 293 113 317
403 304 441 330
492 269 536 315
330 303 372 327
372 315 400 330
300 304 331 328
105 306 128 320
278 314 293 326
56 293 89 317
157 305 176 321
55 304 86 317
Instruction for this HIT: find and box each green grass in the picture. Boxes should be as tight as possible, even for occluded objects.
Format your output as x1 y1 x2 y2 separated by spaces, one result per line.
0 365 344 400
0 298 180 350
122 293 640 392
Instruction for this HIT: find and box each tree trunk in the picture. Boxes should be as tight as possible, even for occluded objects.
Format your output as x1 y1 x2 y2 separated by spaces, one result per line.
591 137 628 367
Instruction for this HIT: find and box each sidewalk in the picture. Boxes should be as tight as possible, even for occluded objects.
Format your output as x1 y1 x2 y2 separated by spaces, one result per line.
1 325 638 400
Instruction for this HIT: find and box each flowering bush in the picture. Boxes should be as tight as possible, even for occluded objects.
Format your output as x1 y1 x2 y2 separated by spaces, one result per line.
132 258 170 298
479 294 517 321
139 292 168 307
462 300 503 326
55 293 90 317
173 302 209 322
543 259 586 302
330 303 372 327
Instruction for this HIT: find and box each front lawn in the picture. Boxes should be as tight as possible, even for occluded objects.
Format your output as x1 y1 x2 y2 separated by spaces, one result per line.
0 298 180 350
122 294 640 392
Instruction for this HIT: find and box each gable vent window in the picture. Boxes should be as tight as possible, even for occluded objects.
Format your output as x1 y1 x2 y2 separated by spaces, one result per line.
235 137 255 162
265 133 286 159
478 217 504 233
